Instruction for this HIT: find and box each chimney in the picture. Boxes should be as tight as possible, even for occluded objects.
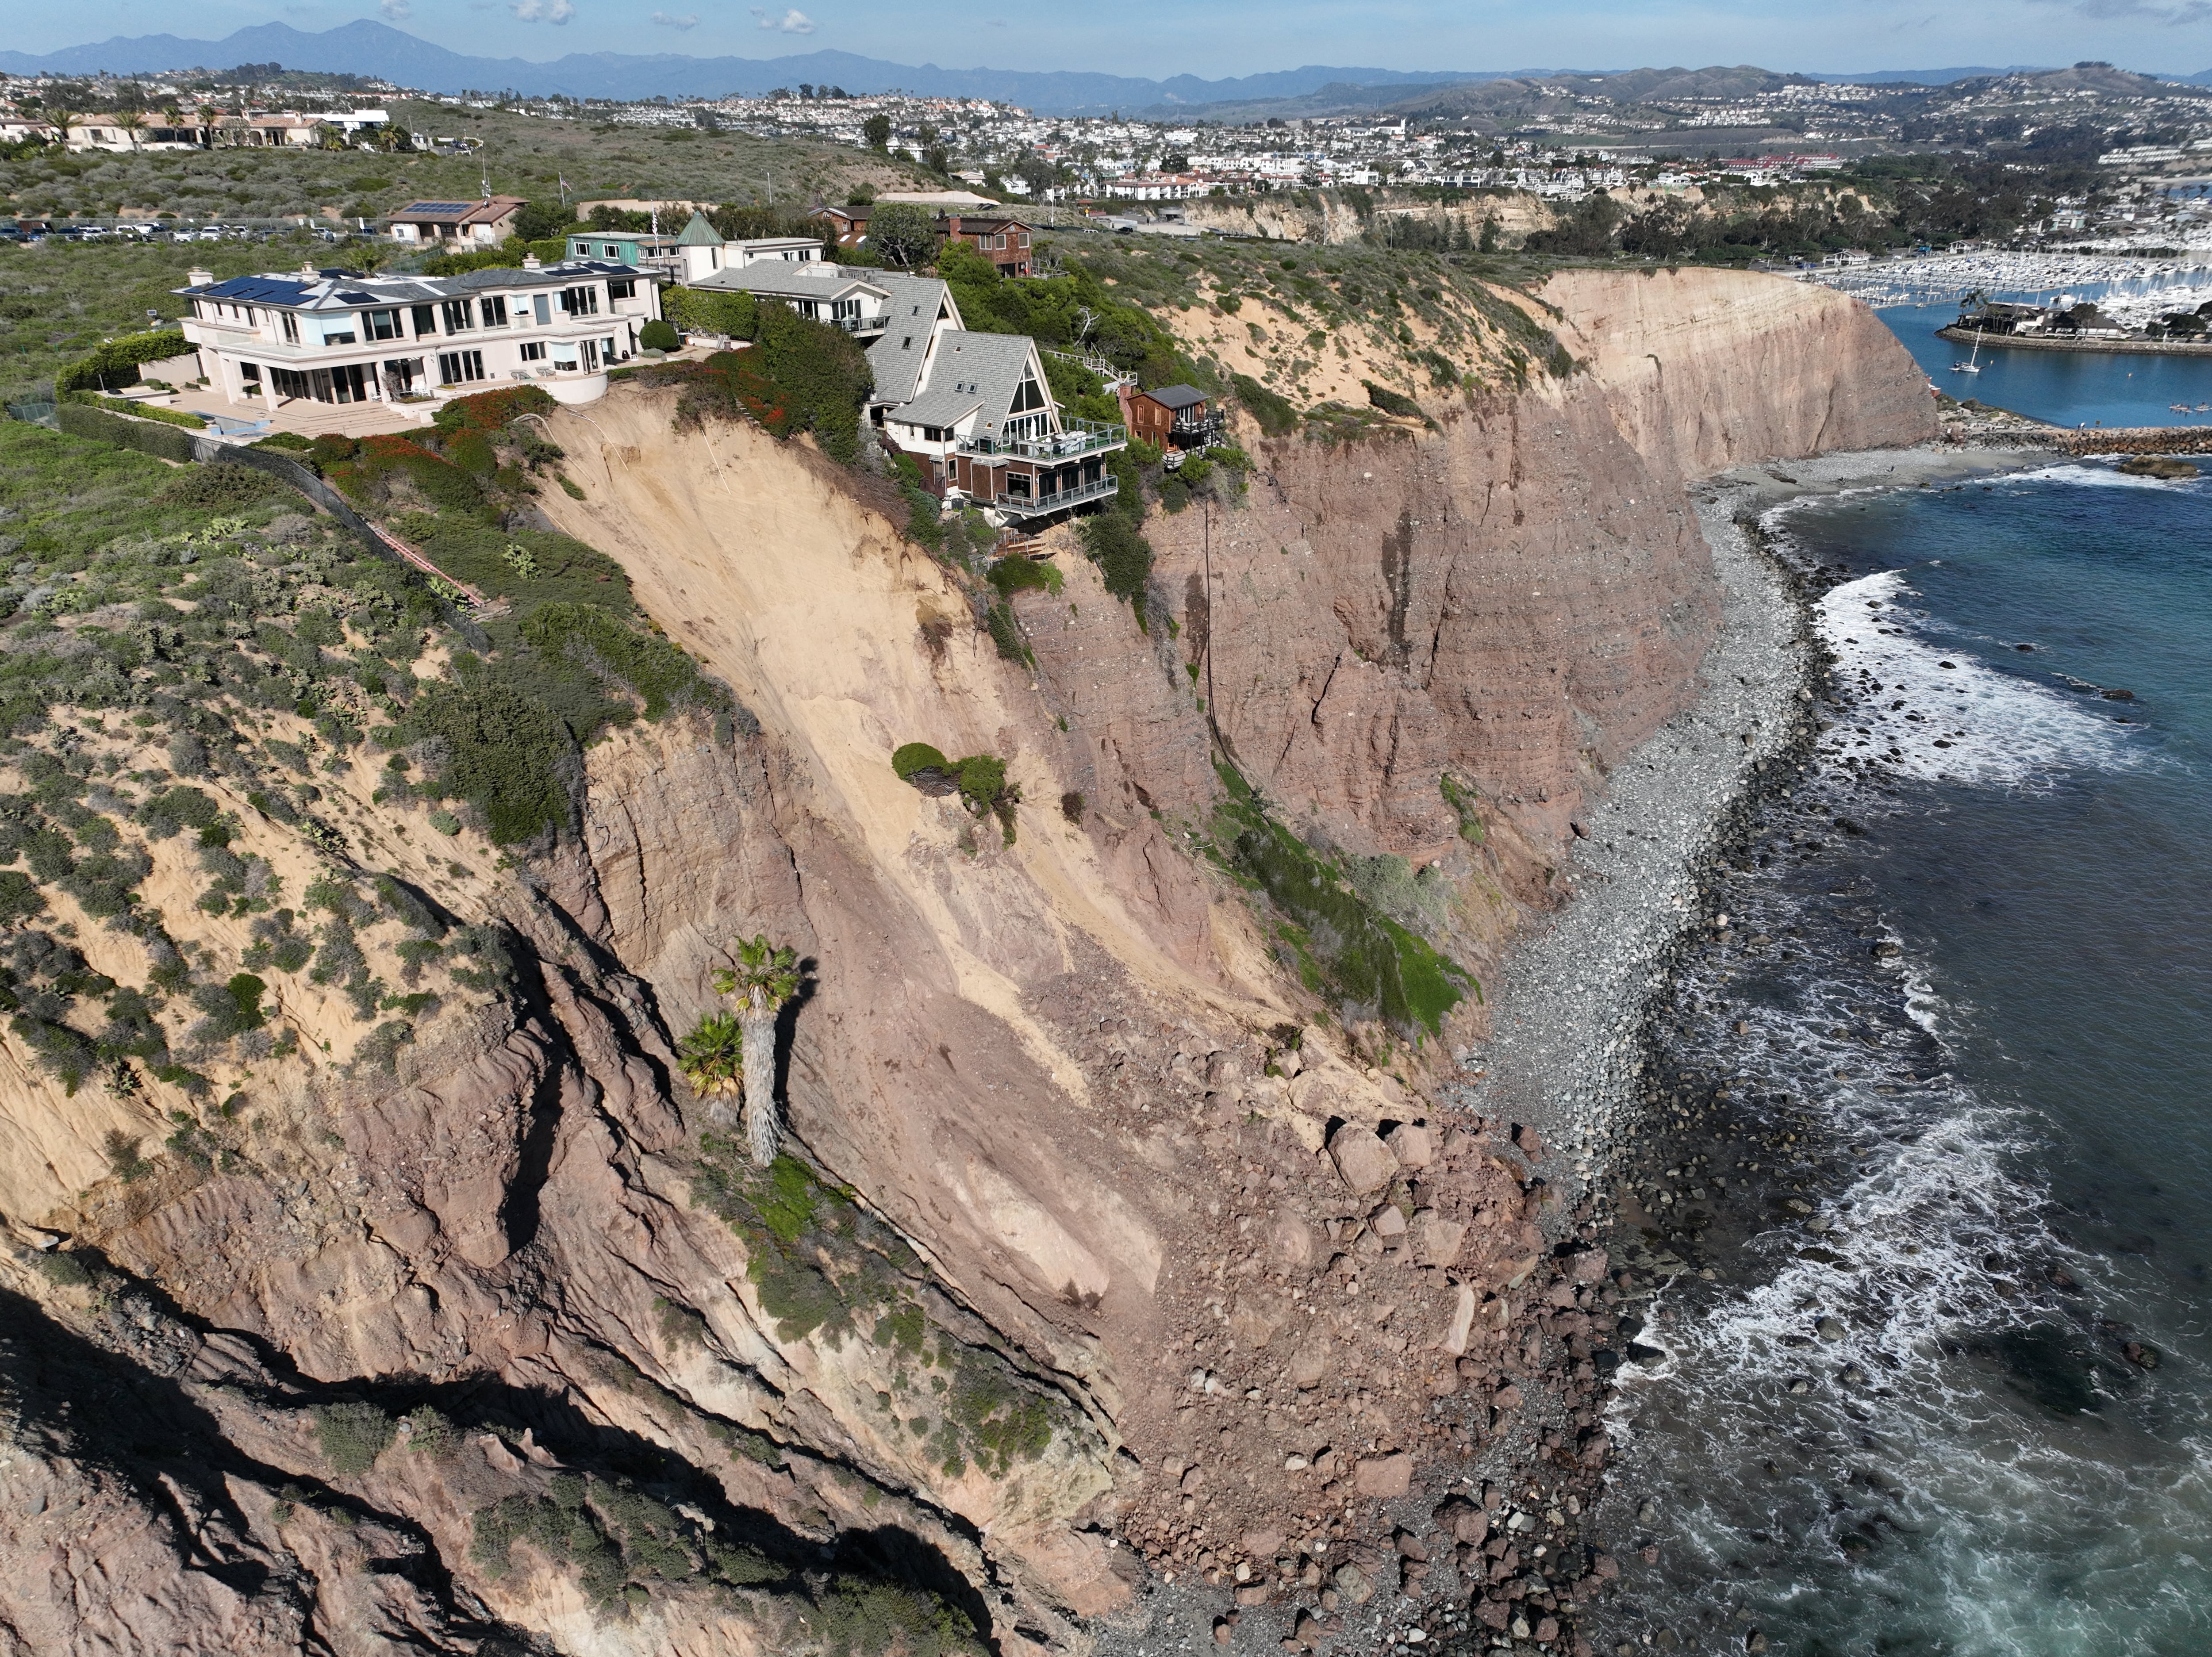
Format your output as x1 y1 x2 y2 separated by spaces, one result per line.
300 261 319 283
185 265 213 288
522 255 541 271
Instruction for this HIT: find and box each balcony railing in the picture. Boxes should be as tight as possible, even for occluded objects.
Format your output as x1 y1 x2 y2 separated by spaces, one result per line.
1169 411 1227 447
981 472 1122 517
956 417 1126 461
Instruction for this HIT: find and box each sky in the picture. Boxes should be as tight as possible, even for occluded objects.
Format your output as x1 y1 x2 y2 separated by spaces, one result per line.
15 0 2212 82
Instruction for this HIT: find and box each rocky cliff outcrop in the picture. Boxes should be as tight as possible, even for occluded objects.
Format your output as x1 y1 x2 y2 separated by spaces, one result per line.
0 268 1932 1656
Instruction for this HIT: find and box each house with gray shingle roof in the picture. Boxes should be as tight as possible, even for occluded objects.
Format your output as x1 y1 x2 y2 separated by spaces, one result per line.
879 323 1127 523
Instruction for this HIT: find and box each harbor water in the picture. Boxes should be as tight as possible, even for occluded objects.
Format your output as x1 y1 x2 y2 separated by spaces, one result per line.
1601 391 2212 1650
1879 300 2212 430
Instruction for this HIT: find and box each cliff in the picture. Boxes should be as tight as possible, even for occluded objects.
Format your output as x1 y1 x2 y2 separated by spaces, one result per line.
0 268 1932 1656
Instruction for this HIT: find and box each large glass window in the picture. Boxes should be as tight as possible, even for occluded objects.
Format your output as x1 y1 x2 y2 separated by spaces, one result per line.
480 295 509 326
533 293 551 326
437 349 485 384
440 298 473 333
411 304 437 337
364 309 401 341
560 285 600 317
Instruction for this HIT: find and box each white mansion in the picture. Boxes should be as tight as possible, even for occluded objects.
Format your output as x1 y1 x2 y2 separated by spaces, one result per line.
174 256 670 412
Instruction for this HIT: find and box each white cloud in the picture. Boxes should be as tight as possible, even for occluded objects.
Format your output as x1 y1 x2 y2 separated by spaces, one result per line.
651 8 699 25
379 0 411 17
751 7 817 32
511 0 577 21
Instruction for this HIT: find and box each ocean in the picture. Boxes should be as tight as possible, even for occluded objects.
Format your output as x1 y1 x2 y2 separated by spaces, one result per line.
1600 379 2212 1651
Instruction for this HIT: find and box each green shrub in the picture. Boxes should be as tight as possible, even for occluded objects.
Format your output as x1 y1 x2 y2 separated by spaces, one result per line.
313 1400 397 1475
403 1404 457 1458
159 463 285 508
662 285 758 340
982 601 1027 666
399 651 603 847
38 1250 91 1287
984 555 1056 598
1231 373 1298 437
1363 380 1425 420
57 328 188 395
519 602 701 718
55 400 196 464
1206 761 1474 1038
70 393 206 430
1079 511 1155 630
892 742 951 781
639 318 680 352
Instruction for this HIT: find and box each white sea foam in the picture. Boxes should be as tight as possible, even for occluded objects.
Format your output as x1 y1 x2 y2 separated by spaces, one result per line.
1813 569 2144 787
2001 461 2197 492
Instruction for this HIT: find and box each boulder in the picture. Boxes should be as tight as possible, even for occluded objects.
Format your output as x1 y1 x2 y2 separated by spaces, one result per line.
1331 1563 1375 1605
1268 1212 1317 1270
1385 1122 1434 1169
1410 1209 1466 1267
1239 1525 1282 1558
1371 1203 1408 1239
1352 1453 1413 1498
1438 1283 1477 1355
1328 1124 1398 1193
1512 1122 1548 1162
1566 1248 1609 1282
1287 1342 1330 1389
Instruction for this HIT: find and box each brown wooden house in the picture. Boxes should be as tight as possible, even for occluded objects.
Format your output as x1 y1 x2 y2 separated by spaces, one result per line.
809 206 1034 277
1120 383 1224 450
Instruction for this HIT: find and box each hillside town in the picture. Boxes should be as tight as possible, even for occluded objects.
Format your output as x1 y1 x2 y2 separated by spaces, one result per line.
12 59 2212 246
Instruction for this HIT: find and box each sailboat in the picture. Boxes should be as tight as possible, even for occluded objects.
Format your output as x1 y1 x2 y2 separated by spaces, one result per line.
1950 331 1983 374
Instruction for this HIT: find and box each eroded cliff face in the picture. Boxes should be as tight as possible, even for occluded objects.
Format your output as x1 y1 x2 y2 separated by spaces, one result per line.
0 269 1933 1656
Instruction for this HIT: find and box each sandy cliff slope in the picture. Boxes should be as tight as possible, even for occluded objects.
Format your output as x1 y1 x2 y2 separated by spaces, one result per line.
0 267 1932 1656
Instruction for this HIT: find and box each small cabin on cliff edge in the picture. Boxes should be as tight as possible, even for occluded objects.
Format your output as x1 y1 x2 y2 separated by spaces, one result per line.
1119 382 1225 451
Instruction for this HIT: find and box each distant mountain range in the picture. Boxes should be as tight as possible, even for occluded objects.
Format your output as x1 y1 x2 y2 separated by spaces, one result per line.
0 21 1519 115
0 24 2205 115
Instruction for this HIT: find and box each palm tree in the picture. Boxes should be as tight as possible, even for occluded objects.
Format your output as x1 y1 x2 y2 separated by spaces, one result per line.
712 936 801 1167
677 1011 745 1121
113 110 146 154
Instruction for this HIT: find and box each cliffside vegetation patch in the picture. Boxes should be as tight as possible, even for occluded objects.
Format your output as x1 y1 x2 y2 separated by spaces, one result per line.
298 388 730 845
892 743 1022 845
1203 761 1474 1040
688 1140 1067 1481
628 303 874 464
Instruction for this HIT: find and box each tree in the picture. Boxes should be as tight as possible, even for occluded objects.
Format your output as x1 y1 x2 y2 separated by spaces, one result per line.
862 112 891 151
868 202 937 268
712 936 800 1166
513 199 574 242
113 109 146 153
677 1010 745 1115
1015 153 1057 200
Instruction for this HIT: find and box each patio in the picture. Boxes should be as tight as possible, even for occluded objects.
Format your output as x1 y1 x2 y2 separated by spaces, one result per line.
158 385 433 440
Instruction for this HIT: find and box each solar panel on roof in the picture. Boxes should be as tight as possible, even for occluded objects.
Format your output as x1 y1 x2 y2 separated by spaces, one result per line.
334 291 375 303
403 202 476 214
